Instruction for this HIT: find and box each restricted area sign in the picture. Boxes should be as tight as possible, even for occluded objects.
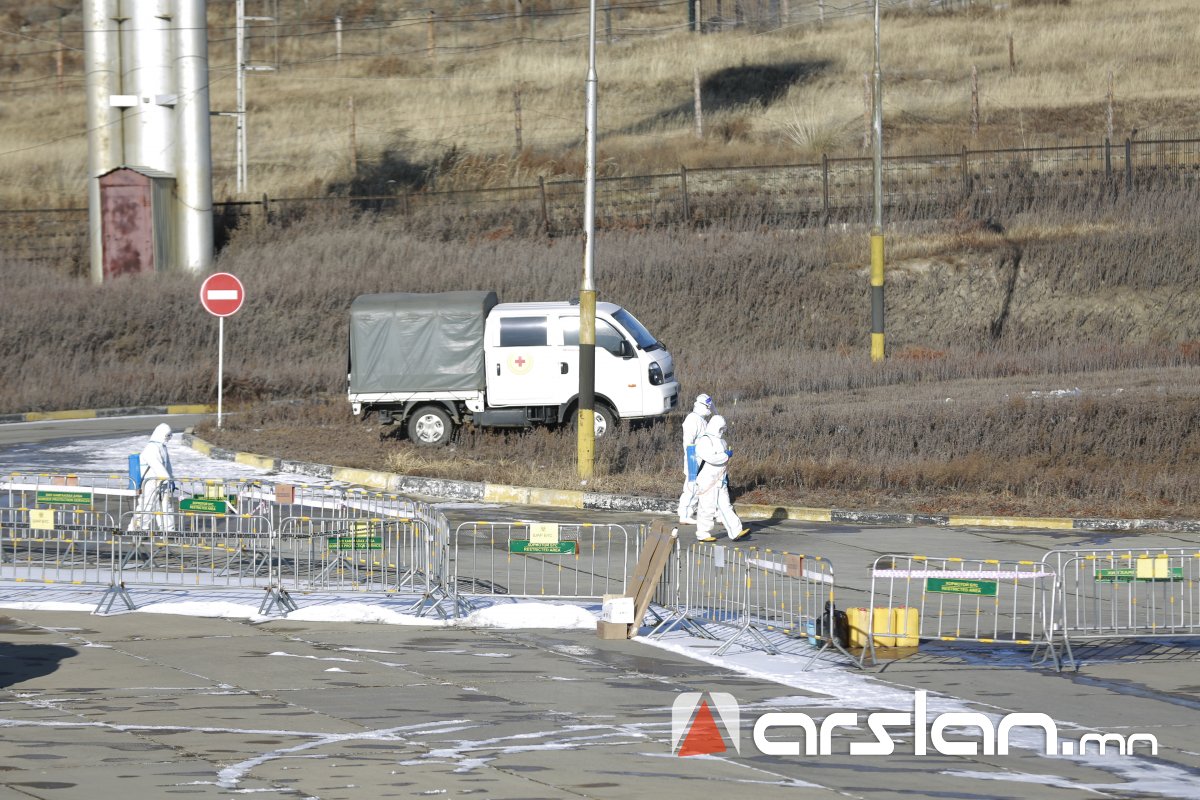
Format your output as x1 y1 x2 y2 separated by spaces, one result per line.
200 272 245 317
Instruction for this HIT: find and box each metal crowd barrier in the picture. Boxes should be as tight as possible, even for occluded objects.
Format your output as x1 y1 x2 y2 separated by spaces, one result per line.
1 472 467 618
861 554 1061 669
1042 547 1200 670
113 512 274 586
1 473 422 533
449 521 631 599
3 472 137 522
646 542 848 663
648 542 774 655
742 548 836 638
0 507 118 585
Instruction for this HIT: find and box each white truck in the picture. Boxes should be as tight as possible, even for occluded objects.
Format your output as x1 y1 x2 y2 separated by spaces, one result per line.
347 291 680 445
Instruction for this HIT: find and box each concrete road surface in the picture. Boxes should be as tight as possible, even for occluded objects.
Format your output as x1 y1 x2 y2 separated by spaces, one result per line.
2 416 1199 798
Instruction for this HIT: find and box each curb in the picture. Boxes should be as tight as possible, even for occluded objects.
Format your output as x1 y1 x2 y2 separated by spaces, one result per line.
181 433 1200 534
0 404 214 424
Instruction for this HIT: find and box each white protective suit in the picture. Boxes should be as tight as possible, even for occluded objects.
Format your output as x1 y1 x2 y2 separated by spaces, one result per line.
694 415 746 541
128 423 177 532
676 393 714 524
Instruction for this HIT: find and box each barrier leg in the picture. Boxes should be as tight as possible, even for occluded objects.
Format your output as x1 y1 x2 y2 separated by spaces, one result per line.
94 582 136 615
259 586 298 616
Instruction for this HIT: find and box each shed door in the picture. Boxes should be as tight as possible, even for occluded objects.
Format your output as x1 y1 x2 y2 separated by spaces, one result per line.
101 180 155 279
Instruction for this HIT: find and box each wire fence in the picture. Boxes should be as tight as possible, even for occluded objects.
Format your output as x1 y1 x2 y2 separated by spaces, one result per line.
6 134 1199 270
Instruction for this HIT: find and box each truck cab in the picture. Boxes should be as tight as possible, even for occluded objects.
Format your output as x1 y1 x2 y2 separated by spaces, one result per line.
483 301 678 433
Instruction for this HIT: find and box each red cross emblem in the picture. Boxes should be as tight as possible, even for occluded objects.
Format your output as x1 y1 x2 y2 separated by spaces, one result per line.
508 354 533 375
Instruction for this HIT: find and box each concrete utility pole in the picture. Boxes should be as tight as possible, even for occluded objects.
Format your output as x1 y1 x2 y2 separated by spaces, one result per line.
236 0 248 193
870 0 885 362
577 0 599 481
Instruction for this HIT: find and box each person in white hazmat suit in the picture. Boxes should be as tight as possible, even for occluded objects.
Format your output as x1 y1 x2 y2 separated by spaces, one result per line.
677 393 714 525
128 423 177 533
693 415 748 542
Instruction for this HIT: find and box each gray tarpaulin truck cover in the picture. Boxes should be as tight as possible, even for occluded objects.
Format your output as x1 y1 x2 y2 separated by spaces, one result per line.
348 291 499 394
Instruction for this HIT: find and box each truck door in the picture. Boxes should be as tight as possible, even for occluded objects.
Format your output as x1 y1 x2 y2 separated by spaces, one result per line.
487 315 560 407
559 314 643 417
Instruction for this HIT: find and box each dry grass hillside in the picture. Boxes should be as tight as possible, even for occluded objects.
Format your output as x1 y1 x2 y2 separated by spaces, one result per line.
2 0 1199 521
2 0 1198 207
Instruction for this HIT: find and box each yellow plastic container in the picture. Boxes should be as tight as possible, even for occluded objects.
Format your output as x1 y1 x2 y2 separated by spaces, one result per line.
846 607 872 648
846 606 920 648
872 607 897 647
891 606 920 648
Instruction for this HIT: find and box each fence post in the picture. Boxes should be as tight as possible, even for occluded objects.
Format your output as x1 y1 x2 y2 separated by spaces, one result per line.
403 191 411 216
1104 137 1112 181
680 165 691 223
427 10 436 61
538 175 550 235
960 146 970 195
1125 138 1133 192
261 193 270 225
821 153 830 222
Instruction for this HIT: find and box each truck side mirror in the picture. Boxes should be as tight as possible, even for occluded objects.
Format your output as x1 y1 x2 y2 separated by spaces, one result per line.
619 340 635 359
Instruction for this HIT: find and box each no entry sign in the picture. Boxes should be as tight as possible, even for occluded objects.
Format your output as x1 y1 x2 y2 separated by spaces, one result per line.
200 272 245 317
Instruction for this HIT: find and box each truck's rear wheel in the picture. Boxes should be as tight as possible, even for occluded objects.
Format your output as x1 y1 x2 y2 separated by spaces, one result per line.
407 406 453 446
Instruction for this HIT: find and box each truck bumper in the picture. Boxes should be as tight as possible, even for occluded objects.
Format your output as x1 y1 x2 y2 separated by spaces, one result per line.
634 381 679 418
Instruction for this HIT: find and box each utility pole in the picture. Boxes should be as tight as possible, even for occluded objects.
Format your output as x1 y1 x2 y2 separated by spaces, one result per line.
236 0 247 194
578 0 599 481
349 96 357 174
235 1 276 195
513 86 524 155
870 0 885 362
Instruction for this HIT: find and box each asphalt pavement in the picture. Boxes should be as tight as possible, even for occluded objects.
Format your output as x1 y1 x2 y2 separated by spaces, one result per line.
1 415 1198 799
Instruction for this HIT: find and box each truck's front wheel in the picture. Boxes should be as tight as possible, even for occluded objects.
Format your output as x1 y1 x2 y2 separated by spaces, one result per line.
594 403 617 438
407 406 454 446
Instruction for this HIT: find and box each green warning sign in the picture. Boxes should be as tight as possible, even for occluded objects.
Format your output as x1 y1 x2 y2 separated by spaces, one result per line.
35 490 92 507
925 577 998 597
327 535 383 551
1096 567 1183 582
510 540 578 555
180 497 227 514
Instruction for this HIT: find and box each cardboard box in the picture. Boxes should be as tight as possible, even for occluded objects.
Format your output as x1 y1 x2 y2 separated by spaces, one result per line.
601 596 635 624
596 621 632 640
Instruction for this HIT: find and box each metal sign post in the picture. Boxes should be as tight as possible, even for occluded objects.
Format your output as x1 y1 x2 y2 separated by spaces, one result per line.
199 272 246 428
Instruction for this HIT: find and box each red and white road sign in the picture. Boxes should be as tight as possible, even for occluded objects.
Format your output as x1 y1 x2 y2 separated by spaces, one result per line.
200 272 245 317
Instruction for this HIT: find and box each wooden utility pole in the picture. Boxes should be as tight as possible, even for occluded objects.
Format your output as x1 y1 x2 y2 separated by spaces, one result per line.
1106 70 1115 144
1008 33 1015 73
427 11 436 60
693 67 703 139
335 16 342 62
513 87 524 154
970 65 979 139
56 40 64 93
349 96 358 174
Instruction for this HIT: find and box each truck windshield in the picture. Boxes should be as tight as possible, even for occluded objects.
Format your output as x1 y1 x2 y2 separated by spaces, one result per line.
611 308 661 352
